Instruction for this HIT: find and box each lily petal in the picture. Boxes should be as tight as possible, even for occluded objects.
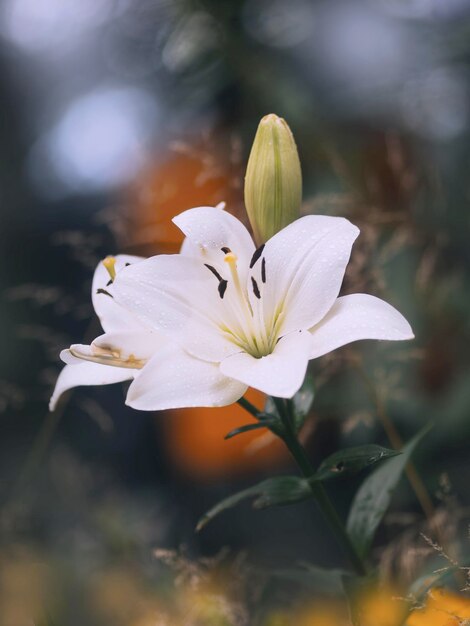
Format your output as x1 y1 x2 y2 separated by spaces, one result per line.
259 215 359 334
219 331 312 398
113 255 241 362
126 345 247 410
309 294 414 359
49 362 135 411
173 206 255 275
179 236 200 258
92 254 145 333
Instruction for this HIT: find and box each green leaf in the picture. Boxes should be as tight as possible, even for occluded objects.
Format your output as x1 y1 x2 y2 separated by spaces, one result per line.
224 421 276 440
346 425 432 559
314 445 401 482
264 374 315 432
197 476 312 531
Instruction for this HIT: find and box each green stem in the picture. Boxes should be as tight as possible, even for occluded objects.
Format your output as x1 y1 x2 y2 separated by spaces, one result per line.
237 396 262 417
272 397 367 576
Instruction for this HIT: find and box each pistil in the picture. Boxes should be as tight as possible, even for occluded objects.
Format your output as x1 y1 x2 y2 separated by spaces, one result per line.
223 252 253 313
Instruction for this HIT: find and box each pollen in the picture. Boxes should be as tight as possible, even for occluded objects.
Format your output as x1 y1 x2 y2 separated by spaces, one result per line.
102 256 117 281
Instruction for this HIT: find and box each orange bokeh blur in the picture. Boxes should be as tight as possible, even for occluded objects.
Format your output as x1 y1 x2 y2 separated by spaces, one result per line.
294 586 470 626
128 136 246 255
129 137 287 480
407 587 470 626
164 388 288 480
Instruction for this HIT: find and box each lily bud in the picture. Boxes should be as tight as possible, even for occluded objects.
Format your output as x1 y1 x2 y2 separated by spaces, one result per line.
244 114 302 244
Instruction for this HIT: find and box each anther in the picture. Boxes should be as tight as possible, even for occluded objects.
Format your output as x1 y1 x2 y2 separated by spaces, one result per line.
221 246 231 255
249 244 265 269
261 257 266 283
96 288 113 298
102 256 117 282
218 280 228 299
204 263 223 282
251 277 261 299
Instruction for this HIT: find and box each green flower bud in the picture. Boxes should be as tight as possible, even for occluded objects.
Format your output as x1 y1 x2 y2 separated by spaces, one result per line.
244 113 302 244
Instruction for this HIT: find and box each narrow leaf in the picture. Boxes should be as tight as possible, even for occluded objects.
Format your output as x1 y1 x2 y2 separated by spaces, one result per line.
346 425 432 559
197 476 312 531
314 445 400 481
225 421 274 440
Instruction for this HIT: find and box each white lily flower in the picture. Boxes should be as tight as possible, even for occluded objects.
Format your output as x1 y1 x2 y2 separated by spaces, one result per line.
49 254 165 410
107 206 413 411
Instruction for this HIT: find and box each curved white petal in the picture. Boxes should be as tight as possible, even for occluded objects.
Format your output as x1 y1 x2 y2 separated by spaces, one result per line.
173 206 255 277
309 294 414 359
219 331 312 398
92 254 145 333
60 347 88 364
113 254 241 362
49 362 134 411
259 215 359 335
126 345 247 410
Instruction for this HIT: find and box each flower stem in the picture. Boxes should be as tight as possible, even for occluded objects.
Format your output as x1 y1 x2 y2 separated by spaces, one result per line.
238 395 367 576
237 396 263 417
271 398 367 577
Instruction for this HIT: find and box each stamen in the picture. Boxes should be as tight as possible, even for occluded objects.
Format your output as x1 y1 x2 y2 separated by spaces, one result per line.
251 277 261 299
224 252 249 309
218 280 228 299
249 244 265 269
96 288 113 298
204 263 223 282
261 257 266 283
102 256 117 281
221 246 231 254
70 345 145 369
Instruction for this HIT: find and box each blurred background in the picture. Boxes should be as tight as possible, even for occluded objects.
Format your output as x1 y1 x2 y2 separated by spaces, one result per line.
1 0 470 624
